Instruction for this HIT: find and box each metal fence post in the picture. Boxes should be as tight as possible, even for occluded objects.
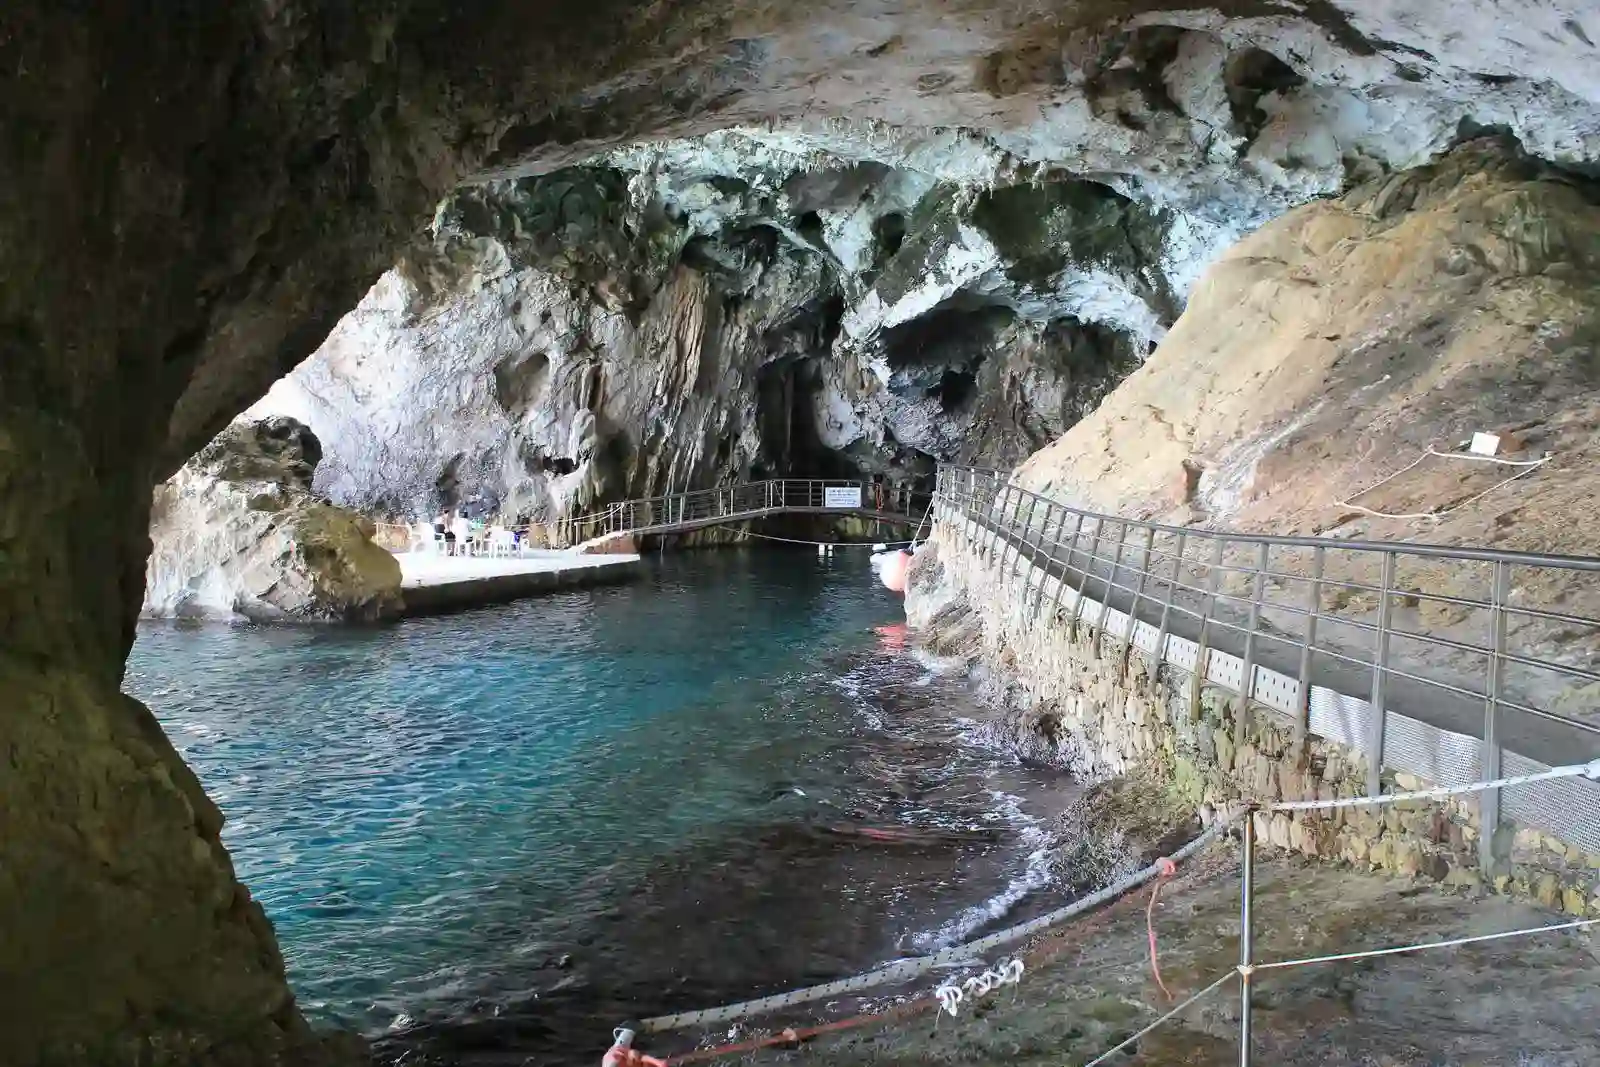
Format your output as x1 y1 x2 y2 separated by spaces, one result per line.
1365 552 1398 797
1479 560 1510 875
1071 518 1105 640
1239 810 1256 1067
1000 487 1017 567
1191 538 1225 721
1294 546 1325 743
1007 492 1039 592
1028 501 1055 617
1094 520 1129 649
1052 511 1085 621
1235 542 1269 746
985 484 1011 564
1119 526 1155 679
1150 531 1186 687
1063 511 1086 574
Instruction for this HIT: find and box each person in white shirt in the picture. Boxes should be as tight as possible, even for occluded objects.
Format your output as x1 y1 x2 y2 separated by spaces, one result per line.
450 511 472 555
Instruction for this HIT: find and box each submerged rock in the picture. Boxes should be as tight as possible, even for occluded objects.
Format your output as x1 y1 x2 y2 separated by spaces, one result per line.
143 418 402 622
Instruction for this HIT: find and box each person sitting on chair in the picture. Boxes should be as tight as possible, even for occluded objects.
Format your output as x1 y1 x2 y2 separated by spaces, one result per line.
436 510 456 554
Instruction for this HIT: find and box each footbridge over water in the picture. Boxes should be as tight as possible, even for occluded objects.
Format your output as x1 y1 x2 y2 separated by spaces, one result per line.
561 478 927 548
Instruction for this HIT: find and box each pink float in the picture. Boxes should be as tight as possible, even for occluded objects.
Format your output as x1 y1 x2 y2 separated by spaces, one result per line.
879 549 911 594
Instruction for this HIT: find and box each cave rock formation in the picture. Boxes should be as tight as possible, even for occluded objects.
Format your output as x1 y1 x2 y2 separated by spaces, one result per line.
7 1 1600 1062
250 162 1152 519
144 418 403 622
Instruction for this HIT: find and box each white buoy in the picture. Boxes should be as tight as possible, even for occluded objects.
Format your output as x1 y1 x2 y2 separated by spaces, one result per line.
817 543 827 556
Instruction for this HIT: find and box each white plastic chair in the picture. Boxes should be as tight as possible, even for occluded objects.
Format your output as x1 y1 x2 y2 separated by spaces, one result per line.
489 527 515 558
409 522 442 554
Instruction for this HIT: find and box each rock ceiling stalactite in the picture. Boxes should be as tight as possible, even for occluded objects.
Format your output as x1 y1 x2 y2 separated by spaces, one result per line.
247 158 1162 518
4 0 1600 1062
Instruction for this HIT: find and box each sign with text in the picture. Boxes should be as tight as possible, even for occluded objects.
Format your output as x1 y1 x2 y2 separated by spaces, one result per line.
823 486 863 509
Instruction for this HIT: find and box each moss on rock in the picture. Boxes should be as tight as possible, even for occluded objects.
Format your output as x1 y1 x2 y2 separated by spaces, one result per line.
143 418 402 623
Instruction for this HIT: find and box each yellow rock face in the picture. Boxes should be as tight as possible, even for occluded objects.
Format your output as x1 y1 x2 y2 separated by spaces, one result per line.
1015 139 1600 563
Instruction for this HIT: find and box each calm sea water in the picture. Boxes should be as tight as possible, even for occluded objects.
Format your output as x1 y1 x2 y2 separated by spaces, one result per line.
123 550 1076 1063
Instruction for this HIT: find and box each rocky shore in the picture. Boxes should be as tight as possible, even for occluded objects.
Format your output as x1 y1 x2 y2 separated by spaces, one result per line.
734 843 1600 1067
144 418 403 623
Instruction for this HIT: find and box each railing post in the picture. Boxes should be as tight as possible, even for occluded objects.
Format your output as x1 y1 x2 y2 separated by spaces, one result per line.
1150 531 1186 687
1236 542 1270 744
1006 493 1039 594
1191 538 1225 721
1071 518 1105 640
1239 809 1256 1067
1062 511 1085 575
1027 500 1053 618
1294 546 1325 743
984 484 1011 565
1119 526 1155 679
1479 560 1510 876
1052 511 1085 621
1094 520 1129 646
1365 552 1398 797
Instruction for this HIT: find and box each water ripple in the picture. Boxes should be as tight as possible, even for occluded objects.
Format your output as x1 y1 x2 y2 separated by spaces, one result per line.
125 551 1078 1047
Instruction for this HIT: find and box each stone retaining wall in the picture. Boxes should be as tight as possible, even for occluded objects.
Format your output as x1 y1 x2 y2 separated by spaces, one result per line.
908 525 1600 917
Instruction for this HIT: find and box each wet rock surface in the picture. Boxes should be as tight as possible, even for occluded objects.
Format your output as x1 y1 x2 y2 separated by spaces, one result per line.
733 847 1600 1067
144 418 402 623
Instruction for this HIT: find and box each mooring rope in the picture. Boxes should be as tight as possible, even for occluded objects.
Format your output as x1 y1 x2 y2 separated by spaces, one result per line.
1269 758 1600 812
631 819 1230 1034
734 530 917 548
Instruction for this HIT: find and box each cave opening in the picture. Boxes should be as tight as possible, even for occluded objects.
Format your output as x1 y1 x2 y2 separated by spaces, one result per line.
1224 47 1306 144
538 453 578 476
873 211 907 263
795 209 825 248
880 298 1015 374
931 368 978 412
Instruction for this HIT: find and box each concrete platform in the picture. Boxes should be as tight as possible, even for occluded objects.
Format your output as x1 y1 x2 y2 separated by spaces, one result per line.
395 550 642 615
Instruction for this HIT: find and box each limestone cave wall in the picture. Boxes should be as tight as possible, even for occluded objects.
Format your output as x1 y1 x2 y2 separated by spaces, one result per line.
6 0 1600 1062
248 162 1153 521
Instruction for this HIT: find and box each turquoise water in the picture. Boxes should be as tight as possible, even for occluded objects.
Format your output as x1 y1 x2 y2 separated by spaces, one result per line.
124 550 1073 1061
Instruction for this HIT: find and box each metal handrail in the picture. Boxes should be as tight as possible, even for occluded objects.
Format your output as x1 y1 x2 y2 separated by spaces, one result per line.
548 478 929 546
933 465 1600 874
938 465 1600 571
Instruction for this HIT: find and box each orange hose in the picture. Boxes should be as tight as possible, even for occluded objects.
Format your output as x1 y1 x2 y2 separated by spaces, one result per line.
1146 856 1178 1001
